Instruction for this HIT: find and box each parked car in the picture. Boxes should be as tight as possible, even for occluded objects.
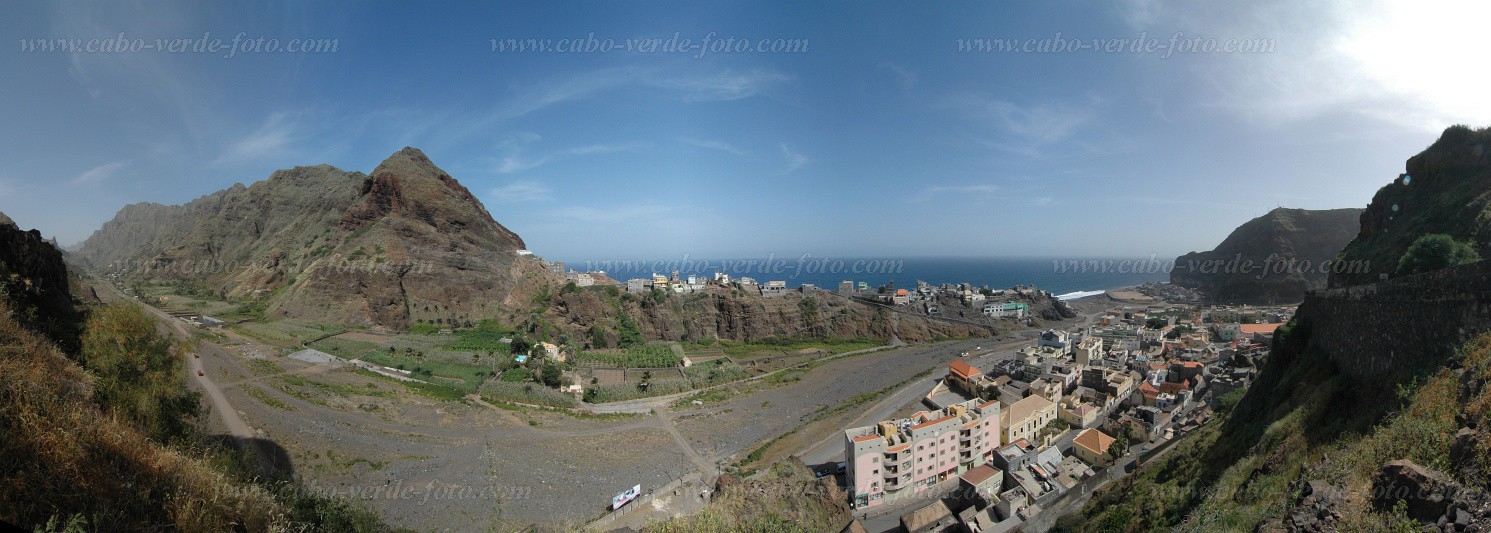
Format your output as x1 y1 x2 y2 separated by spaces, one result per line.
197 370 204 377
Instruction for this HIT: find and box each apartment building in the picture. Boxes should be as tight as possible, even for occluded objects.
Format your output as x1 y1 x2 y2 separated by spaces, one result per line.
844 399 1002 509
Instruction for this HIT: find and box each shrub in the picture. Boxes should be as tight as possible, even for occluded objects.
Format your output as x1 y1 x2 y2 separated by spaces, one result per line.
1397 233 1480 275
80 303 201 442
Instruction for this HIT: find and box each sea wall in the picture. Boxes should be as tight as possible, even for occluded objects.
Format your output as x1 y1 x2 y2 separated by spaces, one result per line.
1300 260 1491 380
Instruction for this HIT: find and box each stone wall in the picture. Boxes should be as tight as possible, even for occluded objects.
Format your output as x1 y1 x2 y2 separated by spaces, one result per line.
1300 260 1491 380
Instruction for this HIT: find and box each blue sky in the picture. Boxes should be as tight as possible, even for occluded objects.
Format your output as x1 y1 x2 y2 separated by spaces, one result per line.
2 1 1488 262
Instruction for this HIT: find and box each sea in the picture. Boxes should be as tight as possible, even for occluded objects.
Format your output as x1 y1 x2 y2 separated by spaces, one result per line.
560 256 1172 300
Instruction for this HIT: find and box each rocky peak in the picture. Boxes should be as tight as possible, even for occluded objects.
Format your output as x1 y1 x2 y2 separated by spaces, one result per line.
341 147 524 250
0 211 13 228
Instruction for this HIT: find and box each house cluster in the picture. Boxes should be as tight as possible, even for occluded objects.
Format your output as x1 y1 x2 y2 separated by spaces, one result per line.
617 271 821 298
867 281 1041 320
847 303 1286 531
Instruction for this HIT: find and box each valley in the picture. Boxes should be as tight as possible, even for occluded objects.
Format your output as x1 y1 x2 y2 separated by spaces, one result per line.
100 274 1094 530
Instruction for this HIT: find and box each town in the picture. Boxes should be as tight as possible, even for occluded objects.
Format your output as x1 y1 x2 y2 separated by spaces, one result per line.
838 301 1287 532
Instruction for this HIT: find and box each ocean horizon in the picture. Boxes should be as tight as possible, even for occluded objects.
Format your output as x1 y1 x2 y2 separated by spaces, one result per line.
558 256 1173 297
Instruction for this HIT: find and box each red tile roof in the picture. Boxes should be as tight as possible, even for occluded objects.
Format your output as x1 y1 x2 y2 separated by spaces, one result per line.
1074 428 1115 455
961 464 1000 486
1238 323 1283 335
1138 381 1160 399
950 360 982 380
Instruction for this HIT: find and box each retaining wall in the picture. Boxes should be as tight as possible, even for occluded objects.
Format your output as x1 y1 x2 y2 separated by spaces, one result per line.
1299 261 1491 380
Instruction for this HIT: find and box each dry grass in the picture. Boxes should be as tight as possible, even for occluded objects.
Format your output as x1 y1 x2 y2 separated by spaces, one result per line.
0 301 386 531
644 461 850 533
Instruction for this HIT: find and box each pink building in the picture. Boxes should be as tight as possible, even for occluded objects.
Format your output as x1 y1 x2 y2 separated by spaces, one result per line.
843 398 1001 509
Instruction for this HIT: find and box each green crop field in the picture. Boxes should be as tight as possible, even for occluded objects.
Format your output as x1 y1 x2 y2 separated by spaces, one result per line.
441 331 516 354
573 343 681 368
361 351 494 393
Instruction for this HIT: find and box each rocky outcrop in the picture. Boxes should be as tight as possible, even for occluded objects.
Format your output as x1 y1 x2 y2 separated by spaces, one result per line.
1171 207 1361 304
0 213 83 349
543 286 1024 345
76 148 556 329
1333 125 1491 287
1370 459 1491 528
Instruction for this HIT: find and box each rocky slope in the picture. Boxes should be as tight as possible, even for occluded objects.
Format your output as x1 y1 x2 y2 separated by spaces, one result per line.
1332 125 1491 287
1171 207 1362 304
76 148 556 329
0 211 85 349
544 286 1022 345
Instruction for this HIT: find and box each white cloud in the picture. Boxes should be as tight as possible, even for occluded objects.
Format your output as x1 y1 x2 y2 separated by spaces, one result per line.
71 160 131 185
495 142 647 174
680 138 746 156
489 181 553 202
454 67 792 140
779 143 808 174
912 184 1001 202
1117 0 1491 131
956 96 1094 144
216 112 301 165
656 69 793 102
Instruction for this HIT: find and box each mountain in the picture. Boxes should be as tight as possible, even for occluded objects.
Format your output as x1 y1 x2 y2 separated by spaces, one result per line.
76 148 556 329
1170 207 1362 304
1332 125 1491 287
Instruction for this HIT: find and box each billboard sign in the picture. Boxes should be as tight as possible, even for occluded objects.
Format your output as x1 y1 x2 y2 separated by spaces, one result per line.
612 484 642 510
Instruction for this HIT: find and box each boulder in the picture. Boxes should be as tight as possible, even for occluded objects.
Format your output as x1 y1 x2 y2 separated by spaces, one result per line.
1371 460 1459 523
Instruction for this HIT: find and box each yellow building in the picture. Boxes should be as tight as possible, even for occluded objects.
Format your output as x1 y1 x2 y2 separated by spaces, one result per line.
1072 428 1116 465
1000 394 1056 445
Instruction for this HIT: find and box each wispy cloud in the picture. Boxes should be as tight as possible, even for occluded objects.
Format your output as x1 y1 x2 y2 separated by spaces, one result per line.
912 184 1000 202
881 62 918 89
216 112 301 165
779 143 808 174
956 96 1094 144
680 138 746 156
71 160 131 185
655 69 793 102
454 67 792 140
496 142 647 173
489 181 553 202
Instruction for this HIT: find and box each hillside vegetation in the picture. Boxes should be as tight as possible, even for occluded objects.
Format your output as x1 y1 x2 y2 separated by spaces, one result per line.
0 215 384 530
645 461 851 533
0 299 386 530
1333 125 1491 287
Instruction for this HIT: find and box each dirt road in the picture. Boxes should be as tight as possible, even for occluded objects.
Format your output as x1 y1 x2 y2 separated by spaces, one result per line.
95 283 260 452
